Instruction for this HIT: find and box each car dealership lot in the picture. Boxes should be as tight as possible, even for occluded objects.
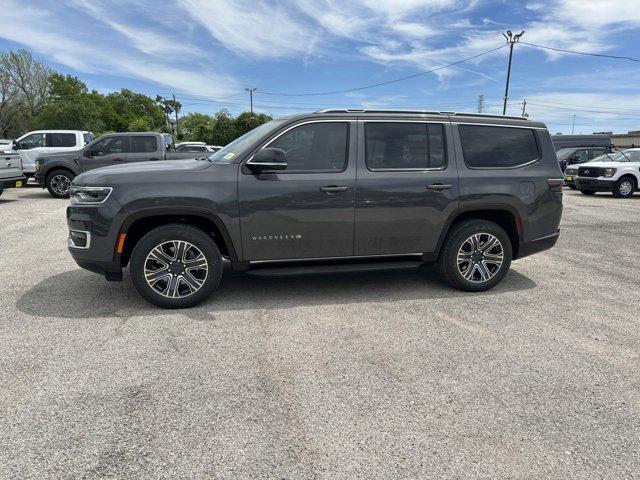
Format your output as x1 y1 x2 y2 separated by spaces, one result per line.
1 187 639 479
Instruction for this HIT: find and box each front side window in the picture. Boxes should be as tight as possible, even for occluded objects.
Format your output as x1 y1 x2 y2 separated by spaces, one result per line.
90 136 125 156
18 133 45 149
460 125 540 168
268 122 348 173
130 136 158 153
365 123 446 170
48 133 76 148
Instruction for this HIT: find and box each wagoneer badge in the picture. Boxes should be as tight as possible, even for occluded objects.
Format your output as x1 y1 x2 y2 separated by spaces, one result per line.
252 234 302 241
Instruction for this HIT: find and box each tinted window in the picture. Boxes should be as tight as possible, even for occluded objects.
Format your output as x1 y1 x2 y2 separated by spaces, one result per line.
177 145 206 152
460 125 540 168
18 133 45 149
130 136 157 153
83 133 94 144
48 133 76 147
90 136 125 156
365 123 446 170
269 122 348 172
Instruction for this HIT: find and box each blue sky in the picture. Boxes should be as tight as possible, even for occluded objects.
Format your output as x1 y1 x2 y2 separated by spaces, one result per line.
2 0 640 134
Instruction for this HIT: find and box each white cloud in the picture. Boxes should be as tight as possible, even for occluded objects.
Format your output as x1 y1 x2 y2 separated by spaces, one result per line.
0 0 238 98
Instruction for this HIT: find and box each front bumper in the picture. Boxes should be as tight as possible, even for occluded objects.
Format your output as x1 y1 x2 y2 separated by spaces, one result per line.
0 175 26 189
66 203 124 281
517 230 560 259
574 177 615 191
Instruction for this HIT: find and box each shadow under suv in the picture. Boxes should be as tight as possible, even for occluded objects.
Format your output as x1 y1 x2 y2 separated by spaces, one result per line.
66 109 563 308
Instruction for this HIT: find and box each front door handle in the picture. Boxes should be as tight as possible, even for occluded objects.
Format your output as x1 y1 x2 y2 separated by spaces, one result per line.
113 157 125 162
320 185 348 193
427 184 452 191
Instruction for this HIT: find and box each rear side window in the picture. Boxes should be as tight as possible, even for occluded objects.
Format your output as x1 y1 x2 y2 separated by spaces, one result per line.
130 136 158 153
269 122 348 173
459 125 539 168
365 123 446 170
48 133 76 147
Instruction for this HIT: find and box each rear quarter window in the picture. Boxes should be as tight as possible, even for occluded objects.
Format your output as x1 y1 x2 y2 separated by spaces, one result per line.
48 133 77 148
459 125 540 168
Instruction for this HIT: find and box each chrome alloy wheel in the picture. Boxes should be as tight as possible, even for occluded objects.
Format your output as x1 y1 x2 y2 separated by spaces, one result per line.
456 233 504 283
144 240 209 298
50 174 71 196
619 180 633 196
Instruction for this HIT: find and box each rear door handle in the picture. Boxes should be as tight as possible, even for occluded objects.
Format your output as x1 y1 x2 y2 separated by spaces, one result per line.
427 184 452 191
320 185 348 193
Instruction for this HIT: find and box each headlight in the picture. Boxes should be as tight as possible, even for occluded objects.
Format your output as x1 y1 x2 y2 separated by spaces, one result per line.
69 186 113 204
603 168 617 178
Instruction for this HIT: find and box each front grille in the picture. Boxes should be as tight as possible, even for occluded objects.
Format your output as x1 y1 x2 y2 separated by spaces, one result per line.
578 167 603 178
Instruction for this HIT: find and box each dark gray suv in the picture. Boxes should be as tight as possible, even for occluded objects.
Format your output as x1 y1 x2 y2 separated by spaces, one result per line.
66 109 563 308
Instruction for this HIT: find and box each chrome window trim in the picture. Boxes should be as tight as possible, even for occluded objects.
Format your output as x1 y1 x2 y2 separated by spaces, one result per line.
68 229 91 250
245 119 352 174
362 120 449 173
69 186 113 205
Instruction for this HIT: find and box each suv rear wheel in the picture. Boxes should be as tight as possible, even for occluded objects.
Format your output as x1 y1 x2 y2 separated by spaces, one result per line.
130 224 223 308
438 220 512 292
46 169 75 198
613 177 635 198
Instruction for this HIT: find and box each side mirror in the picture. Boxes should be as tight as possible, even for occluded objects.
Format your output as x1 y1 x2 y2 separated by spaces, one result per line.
12 143 18 151
246 148 287 172
83 149 91 158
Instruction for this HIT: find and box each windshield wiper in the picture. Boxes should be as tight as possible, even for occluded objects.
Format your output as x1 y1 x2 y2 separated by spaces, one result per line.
617 150 631 162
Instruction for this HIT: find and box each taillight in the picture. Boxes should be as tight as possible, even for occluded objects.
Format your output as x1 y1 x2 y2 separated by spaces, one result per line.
547 179 563 191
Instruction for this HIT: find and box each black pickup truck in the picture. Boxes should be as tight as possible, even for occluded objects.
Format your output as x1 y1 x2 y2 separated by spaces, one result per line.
35 132 200 198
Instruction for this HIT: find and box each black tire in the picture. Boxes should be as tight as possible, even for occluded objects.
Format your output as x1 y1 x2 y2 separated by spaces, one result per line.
438 219 513 292
568 185 577 190
580 189 596 196
613 176 636 198
46 169 75 198
130 224 223 308
0 188 3 197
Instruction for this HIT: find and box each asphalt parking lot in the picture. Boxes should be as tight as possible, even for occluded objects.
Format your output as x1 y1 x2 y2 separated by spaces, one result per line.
1 185 639 479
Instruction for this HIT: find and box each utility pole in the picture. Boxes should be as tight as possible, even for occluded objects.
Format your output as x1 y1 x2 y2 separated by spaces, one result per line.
172 93 180 137
245 87 257 115
502 30 525 115
571 114 576 134
477 94 485 113
521 99 527 117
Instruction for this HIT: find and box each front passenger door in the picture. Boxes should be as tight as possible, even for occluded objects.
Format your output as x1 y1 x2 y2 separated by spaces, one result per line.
80 136 127 171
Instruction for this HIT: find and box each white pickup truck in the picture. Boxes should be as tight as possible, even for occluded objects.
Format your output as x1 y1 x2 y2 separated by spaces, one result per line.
12 130 93 180
0 152 26 197
574 149 640 198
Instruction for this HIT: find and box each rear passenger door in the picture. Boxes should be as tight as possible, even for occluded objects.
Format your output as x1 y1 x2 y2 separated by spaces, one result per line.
127 135 160 162
354 120 460 256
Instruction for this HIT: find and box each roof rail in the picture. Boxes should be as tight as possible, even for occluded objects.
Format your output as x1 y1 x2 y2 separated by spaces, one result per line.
314 108 527 121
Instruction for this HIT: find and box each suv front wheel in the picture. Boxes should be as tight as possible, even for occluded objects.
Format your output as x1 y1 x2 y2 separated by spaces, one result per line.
46 169 75 198
130 224 223 308
438 220 513 292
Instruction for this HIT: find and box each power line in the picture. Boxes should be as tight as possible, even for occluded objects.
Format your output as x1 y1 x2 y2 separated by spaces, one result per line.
257 45 506 96
520 41 640 62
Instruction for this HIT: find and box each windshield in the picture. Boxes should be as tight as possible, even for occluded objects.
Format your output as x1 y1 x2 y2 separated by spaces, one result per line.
602 150 640 162
556 148 576 160
206 120 287 163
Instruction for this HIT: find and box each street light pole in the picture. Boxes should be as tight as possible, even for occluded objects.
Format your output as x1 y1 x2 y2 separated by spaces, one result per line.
502 30 525 115
245 87 257 115
571 115 576 134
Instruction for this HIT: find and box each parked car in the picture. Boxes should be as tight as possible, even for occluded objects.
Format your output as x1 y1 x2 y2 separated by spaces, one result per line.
0 139 14 153
66 109 563 308
35 132 200 198
13 130 93 181
0 152 26 197
551 134 612 152
175 143 221 153
555 146 610 172
574 148 640 197
564 152 621 189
